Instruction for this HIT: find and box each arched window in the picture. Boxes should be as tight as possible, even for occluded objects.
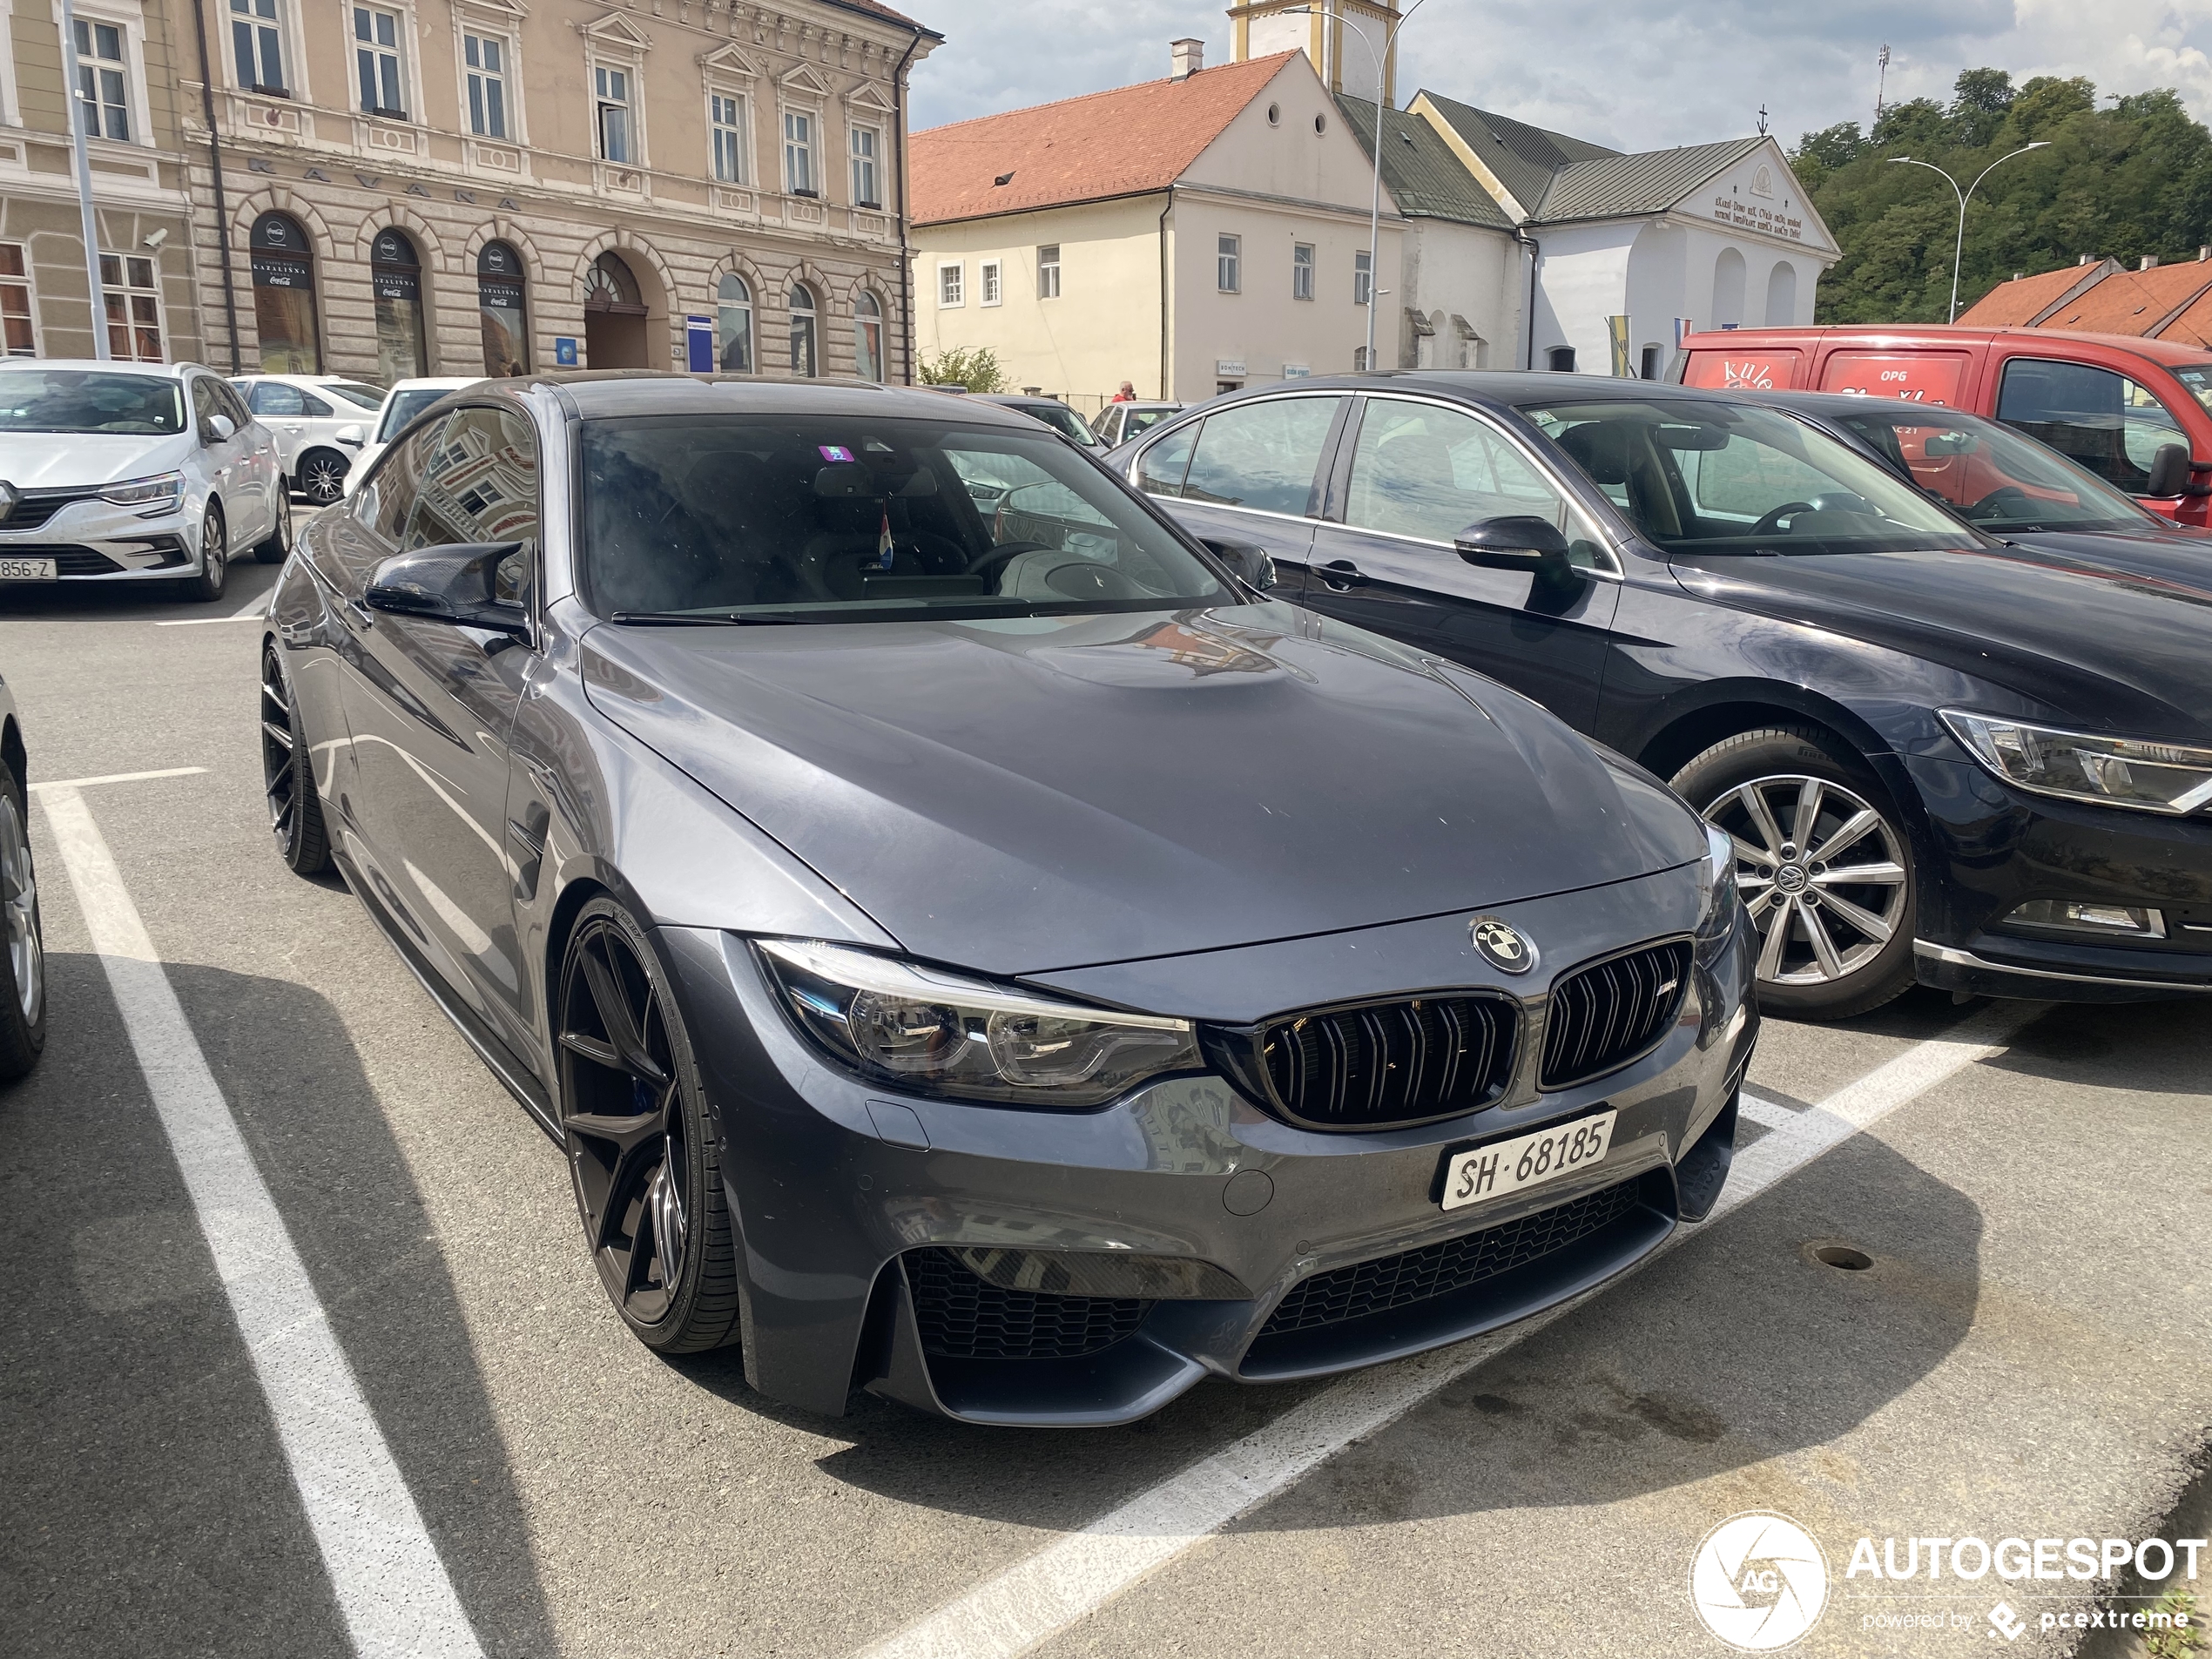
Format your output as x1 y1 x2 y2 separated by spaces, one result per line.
1713 246 1747 328
853 289 882 382
370 227 428 381
1764 260 1797 327
788 282 817 377
477 240 529 375
582 251 649 368
248 211 320 373
717 273 753 373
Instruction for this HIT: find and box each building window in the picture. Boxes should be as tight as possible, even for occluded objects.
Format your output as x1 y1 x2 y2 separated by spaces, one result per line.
477 240 528 374
230 0 286 94
249 211 320 373
352 6 405 118
710 92 746 183
463 33 507 138
1292 242 1313 300
1037 244 1060 299
850 125 880 206
595 65 632 162
979 260 1001 307
782 111 814 195
98 253 161 361
937 263 961 308
370 227 427 382
1 246 34 356
853 290 883 382
72 19 131 141
716 273 752 371
788 283 817 377
1353 249 1372 306
1640 344 1661 381
1352 346 1372 371
1217 234 1240 293
1547 345 1576 372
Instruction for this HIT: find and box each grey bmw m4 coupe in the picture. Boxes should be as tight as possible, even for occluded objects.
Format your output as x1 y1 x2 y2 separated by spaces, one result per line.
261 374 1757 1426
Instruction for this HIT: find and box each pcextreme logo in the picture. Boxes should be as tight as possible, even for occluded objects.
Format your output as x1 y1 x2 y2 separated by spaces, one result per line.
1689 1511 1832 1650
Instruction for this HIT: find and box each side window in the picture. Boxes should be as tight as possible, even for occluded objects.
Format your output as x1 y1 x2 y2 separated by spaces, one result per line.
1177 396 1341 515
189 375 222 440
1996 359 2186 495
1345 399 1603 564
299 389 332 418
359 416 444 544
214 381 254 430
1136 423 1197 498
408 407 539 603
250 381 305 417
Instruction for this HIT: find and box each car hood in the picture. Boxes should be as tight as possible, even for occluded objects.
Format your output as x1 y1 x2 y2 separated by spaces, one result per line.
1669 541 2212 741
0 430 197 489
580 604 1703 977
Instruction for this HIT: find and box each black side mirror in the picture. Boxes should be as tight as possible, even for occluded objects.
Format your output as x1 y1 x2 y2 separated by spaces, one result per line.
366 542 529 638
1203 537 1276 593
2147 442 2192 498
1454 515 1574 580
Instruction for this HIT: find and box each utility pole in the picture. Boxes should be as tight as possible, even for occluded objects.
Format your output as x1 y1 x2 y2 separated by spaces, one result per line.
59 0 112 360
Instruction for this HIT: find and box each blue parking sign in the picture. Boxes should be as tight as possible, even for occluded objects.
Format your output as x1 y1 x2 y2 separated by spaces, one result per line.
554 336 577 367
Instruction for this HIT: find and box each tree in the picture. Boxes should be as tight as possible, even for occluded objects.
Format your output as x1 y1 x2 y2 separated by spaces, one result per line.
1794 66 2212 322
916 347 1007 393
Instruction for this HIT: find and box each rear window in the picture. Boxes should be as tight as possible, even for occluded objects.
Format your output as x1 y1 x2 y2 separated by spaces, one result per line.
327 382 387 411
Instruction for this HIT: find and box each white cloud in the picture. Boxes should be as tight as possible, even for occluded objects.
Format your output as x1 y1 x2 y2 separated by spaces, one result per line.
907 0 2212 150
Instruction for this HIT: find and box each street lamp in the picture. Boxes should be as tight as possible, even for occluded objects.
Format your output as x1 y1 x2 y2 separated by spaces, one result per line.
1888 142 2049 323
1285 0 1429 369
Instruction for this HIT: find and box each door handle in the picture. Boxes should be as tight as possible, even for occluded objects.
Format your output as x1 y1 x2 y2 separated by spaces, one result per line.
1316 559 1366 590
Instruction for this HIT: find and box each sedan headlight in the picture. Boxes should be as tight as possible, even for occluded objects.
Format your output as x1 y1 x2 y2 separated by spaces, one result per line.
757 939 1204 1109
1692 819 1741 964
1942 711 2212 816
100 471 185 516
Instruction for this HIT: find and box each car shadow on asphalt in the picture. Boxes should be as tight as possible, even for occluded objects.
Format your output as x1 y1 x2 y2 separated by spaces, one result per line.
1974 999 2212 1096
0 952 559 1659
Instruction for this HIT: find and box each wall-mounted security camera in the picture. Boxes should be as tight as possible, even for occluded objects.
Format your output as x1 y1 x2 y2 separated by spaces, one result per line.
142 228 168 250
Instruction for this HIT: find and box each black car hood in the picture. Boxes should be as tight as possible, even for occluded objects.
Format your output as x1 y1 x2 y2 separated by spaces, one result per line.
1669 541 2212 741
581 604 1702 976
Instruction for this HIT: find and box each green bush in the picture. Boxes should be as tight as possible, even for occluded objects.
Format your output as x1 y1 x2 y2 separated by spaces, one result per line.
917 347 1007 394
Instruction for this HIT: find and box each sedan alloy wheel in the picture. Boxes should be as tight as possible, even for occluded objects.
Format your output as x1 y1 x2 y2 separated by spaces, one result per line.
1706 773 1910 988
297 452 347 506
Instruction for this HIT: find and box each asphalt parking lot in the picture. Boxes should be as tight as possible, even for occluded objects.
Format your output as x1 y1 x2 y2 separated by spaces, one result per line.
2 543 2208 1659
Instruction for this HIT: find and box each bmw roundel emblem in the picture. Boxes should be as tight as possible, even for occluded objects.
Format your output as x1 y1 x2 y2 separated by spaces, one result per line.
1470 916 1536 974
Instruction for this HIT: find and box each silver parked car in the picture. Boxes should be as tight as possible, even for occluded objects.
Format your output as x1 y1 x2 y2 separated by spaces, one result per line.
0 669 41 1080
1090 400 1184 447
230 373 385 504
0 361 287 602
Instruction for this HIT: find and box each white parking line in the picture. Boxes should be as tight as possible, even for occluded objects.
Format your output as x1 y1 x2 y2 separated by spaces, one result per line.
37 786 486 1659
30 765 206 792
853 998 2047 1659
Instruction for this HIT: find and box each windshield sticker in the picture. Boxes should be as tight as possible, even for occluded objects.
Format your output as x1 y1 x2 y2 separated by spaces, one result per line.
818 444 854 462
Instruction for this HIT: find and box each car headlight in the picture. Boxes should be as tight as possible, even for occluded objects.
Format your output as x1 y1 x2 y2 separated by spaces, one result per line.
1693 819 1741 965
756 938 1204 1109
100 471 185 516
1942 710 2212 816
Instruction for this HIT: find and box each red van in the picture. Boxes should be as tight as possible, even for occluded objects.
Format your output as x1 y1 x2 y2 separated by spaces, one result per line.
1672 326 2212 526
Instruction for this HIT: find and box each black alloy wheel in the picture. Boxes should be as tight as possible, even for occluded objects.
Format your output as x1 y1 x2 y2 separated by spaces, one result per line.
255 488 293 563
556 899 739 1352
297 450 348 507
0 765 46 1080
260 645 330 874
184 502 227 602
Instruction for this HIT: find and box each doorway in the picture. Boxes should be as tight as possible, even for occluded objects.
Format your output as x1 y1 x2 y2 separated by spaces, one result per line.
583 252 650 368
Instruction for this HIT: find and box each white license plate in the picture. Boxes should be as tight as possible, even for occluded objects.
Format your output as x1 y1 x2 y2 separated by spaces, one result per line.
0 557 57 581
1439 1109 1616 1211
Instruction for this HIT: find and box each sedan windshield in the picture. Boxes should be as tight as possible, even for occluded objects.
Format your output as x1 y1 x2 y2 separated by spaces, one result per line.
1823 405 2156 534
1522 399 1979 556
0 369 185 435
375 388 450 441
1027 403 1099 446
580 413 1231 622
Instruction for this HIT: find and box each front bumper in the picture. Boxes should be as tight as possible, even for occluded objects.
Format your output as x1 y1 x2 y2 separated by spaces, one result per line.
658 867 1758 1426
1905 753 2212 1001
0 496 199 581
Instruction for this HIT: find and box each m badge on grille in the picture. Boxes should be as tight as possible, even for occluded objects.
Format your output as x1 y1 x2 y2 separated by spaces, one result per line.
1470 916 1536 974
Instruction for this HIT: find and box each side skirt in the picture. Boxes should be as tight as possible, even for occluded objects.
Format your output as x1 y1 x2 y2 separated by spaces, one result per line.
331 846 563 1144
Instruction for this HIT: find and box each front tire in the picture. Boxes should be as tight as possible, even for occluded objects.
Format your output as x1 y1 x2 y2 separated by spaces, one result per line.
0 765 46 1080
556 899 740 1354
182 502 227 602
260 645 330 874
1671 727 1917 1021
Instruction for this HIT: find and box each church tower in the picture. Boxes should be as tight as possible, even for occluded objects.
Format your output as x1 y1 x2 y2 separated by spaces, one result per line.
1228 0 1404 106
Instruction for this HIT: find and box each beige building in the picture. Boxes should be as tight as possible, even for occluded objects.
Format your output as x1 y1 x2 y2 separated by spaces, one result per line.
907 40 1405 406
1 0 210 362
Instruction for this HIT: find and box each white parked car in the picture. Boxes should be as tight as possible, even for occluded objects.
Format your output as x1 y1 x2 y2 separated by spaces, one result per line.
0 361 287 603
229 373 385 505
341 376 482 497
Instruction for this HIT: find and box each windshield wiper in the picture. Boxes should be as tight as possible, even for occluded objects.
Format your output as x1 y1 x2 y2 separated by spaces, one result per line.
609 610 805 625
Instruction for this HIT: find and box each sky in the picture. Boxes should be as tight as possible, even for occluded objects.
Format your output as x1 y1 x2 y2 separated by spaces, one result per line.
904 0 2212 151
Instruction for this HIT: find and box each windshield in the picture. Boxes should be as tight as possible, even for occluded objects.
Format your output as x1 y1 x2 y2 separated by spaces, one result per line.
580 414 1232 623
1027 403 1098 446
2170 364 2212 418
375 388 451 442
1522 398 1979 556
0 369 184 435
327 382 386 411
1824 405 2155 533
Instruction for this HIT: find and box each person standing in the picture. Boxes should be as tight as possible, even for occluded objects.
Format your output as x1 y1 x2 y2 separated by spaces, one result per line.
1111 381 1135 402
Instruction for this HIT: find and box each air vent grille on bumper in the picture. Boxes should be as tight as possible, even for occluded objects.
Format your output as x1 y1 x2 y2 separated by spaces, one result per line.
1540 938 1692 1090
907 1247 1150 1359
1247 994 1516 1130
1256 1177 1646 1339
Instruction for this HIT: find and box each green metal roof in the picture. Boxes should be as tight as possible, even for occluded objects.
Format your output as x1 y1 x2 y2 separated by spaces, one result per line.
1335 95 1516 231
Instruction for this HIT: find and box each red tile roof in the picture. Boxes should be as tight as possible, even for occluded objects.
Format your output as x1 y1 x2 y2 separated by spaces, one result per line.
1957 264 2097 327
2041 261 2212 334
910 53 1298 226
